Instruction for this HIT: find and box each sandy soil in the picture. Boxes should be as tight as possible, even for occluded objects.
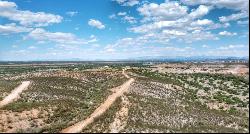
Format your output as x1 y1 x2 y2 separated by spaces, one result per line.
60 69 134 133
122 69 130 79
0 81 31 108
109 95 130 133
227 65 249 75
0 108 51 132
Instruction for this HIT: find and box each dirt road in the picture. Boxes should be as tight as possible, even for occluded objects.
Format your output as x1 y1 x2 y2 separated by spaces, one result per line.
122 69 130 78
0 81 31 108
61 69 134 133
109 95 130 133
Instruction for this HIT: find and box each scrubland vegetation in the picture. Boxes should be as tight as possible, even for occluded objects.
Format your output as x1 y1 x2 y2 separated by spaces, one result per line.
0 64 127 132
122 68 249 133
0 62 249 133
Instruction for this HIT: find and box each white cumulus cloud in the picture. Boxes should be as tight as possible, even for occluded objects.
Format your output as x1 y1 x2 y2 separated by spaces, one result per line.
114 0 139 6
0 0 63 27
123 15 137 24
219 31 237 36
27 28 94 45
137 1 188 21
0 23 32 35
218 44 246 50
181 0 249 12
191 19 213 26
219 11 248 22
188 5 211 19
117 12 127 16
88 19 105 29
109 14 116 19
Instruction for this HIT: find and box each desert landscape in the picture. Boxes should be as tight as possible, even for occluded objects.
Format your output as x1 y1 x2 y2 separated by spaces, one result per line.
0 0 249 133
0 61 248 133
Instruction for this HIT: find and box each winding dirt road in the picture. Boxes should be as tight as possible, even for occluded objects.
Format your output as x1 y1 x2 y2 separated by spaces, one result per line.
0 81 31 108
61 69 134 133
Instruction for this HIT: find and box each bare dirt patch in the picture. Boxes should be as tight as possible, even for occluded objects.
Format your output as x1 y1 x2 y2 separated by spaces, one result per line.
109 95 130 133
0 108 53 132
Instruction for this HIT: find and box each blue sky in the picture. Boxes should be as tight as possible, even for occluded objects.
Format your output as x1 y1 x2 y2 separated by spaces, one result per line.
0 0 249 61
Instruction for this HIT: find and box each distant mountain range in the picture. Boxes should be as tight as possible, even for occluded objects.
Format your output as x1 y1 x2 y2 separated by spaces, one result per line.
0 56 249 62
125 56 249 62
